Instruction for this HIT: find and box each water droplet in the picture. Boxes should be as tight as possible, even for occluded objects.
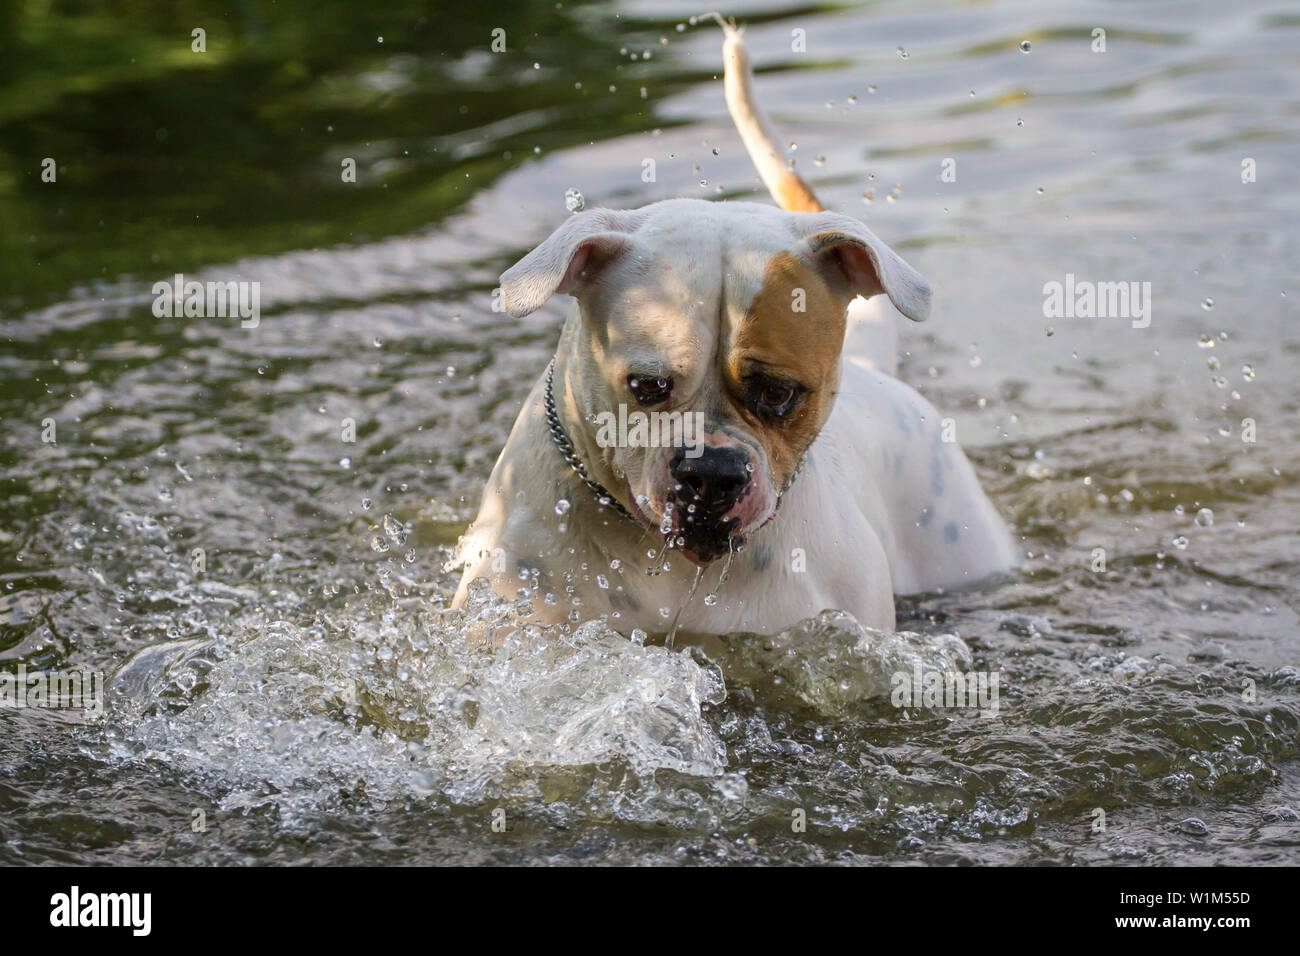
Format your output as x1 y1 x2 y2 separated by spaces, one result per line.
555 498 571 516
1197 334 1215 349
1207 356 1221 370
1019 40 1032 52
1201 297 1214 310
703 593 718 606
1172 535 1189 550
896 47 909 59
1242 364 1255 380
1195 508 1213 528
564 188 585 213
717 774 748 801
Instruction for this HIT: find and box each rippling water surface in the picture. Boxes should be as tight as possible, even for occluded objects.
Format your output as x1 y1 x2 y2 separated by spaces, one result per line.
2 0 1298 865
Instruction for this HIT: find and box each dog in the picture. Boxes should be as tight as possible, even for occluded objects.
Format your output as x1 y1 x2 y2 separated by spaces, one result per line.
451 20 1017 635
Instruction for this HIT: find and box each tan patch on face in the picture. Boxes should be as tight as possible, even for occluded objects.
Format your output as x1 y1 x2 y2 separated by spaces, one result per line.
727 251 849 483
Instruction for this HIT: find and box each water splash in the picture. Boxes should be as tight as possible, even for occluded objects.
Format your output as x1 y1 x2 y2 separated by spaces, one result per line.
107 580 727 822
665 564 706 650
703 540 736 606
717 610 975 719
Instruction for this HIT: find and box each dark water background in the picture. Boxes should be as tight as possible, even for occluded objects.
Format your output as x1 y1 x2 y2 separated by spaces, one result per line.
1 0 1298 865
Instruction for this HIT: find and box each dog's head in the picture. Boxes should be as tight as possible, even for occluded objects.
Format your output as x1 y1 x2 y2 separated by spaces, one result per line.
499 199 930 565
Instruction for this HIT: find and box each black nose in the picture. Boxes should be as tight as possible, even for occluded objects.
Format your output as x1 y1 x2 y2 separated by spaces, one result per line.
670 446 751 509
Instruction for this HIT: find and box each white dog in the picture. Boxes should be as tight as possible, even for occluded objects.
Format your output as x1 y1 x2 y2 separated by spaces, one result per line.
452 21 1017 635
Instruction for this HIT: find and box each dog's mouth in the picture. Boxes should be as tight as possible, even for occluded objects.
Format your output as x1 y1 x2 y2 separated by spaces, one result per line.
676 531 744 566
628 485 755 567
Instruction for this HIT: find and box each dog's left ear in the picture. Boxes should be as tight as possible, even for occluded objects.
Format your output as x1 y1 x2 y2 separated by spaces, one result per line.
498 208 644 318
798 212 932 322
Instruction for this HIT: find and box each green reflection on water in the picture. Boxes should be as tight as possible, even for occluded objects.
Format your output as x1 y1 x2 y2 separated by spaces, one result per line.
0 0 693 308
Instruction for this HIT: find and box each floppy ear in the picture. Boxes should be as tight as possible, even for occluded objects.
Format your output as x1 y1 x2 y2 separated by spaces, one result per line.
498 208 644 318
797 212 932 322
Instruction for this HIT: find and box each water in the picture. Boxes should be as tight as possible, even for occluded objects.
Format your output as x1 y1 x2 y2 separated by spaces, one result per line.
2 0 1299 865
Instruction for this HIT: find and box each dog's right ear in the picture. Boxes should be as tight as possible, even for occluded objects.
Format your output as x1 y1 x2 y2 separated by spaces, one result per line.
499 209 642 317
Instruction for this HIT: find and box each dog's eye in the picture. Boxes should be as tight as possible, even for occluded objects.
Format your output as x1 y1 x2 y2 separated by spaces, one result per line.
628 375 672 405
761 383 795 408
748 377 803 420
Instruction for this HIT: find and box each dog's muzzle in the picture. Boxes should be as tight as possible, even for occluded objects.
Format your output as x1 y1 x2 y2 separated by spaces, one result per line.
667 445 752 562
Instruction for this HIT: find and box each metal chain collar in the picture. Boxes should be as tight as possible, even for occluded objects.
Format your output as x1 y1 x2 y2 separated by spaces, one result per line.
544 359 641 525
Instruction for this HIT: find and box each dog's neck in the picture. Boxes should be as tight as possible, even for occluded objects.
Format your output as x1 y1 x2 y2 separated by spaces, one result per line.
549 308 636 519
